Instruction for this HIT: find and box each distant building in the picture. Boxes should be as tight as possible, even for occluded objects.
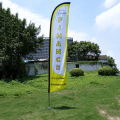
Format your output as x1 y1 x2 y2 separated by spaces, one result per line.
26 37 73 61
98 55 108 64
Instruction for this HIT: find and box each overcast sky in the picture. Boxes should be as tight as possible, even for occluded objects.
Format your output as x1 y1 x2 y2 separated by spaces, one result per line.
0 0 120 69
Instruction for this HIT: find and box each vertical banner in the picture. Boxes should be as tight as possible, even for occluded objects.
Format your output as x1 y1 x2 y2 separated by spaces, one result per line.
49 2 70 92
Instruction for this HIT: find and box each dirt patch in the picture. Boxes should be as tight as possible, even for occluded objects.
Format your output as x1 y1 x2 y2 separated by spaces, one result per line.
99 109 106 116
97 107 120 120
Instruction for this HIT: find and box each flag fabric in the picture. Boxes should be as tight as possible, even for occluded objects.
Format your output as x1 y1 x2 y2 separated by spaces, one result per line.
49 2 70 92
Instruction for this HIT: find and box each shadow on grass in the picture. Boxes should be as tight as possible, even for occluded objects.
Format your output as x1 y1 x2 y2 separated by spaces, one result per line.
1 74 48 83
53 106 78 110
19 76 41 82
19 74 48 82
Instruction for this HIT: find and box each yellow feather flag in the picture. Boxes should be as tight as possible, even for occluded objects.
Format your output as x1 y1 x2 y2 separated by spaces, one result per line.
49 2 70 92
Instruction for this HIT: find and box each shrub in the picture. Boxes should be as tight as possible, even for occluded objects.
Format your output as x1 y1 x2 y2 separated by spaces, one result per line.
98 66 118 76
112 67 119 74
69 68 84 77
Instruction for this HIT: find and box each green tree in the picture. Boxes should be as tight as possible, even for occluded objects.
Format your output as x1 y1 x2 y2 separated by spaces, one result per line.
107 56 116 67
0 3 44 79
78 41 101 60
68 41 79 61
78 41 90 60
107 56 119 74
89 42 101 60
68 41 101 61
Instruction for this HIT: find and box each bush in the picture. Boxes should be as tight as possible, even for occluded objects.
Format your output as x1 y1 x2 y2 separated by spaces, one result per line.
1 60 27 80
69 68 84 77
98 66 118 76
112 67 119 74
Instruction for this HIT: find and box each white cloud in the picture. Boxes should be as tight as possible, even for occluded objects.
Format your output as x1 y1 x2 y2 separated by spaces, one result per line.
90 37 98 44
95 3 120 30
107 50 114 56
104 0 118 8
0 0 50 36
90 37 108 56
68 30 88 42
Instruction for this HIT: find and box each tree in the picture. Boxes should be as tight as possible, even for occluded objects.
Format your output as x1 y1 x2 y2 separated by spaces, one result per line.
0 3 44 79
107 56 119 74
107 56 116 67
68 41 79 61
68 41 101 61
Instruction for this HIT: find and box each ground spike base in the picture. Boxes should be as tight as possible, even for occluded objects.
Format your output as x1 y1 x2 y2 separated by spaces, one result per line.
47 106 56 112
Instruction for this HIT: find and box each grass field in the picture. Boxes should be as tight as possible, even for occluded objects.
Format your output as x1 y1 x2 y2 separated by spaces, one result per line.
0 71 120 120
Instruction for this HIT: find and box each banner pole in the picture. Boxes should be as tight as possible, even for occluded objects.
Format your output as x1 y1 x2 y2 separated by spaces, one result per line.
48 92 50 107
48 47 50 107
47 6 56 112
48 39 51 107
48 2 52 107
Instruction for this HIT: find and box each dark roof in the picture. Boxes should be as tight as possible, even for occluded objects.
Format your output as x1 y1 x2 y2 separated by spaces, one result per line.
99 55 107 60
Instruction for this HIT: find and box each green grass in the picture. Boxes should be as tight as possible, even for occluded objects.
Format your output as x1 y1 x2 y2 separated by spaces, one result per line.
0 71 120 120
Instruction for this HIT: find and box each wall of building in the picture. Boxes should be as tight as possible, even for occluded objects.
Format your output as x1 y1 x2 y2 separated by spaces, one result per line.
26 62 102 76
67 62 102 72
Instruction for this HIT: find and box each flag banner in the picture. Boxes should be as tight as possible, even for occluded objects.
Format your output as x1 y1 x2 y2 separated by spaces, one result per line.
49 2 70 92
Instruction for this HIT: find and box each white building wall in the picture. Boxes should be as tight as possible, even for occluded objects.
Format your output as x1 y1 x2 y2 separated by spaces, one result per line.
67 63 102 72
26 62 102 76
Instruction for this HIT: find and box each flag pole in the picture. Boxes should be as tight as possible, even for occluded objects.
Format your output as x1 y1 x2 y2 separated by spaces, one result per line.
48 1 57 108
47 2 59 111
47 49 51 108
47 35 55 111
48 1 53 108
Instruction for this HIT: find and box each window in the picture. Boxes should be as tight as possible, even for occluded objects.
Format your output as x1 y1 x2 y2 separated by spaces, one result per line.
76 64 79 68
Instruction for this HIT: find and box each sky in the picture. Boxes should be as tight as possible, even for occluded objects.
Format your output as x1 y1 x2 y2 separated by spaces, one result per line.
0 0 120 69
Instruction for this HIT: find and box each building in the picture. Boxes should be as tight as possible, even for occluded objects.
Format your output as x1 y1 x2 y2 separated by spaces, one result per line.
98 55 108 65
26 37 73 61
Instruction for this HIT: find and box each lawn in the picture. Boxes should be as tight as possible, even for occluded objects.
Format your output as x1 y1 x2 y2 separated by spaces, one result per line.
0 71 120 120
